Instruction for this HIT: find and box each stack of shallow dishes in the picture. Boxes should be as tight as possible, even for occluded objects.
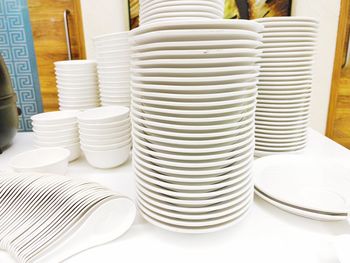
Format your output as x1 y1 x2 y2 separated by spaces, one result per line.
254 17 318 157
94 32 131 107
54 60 100 110
139 0 224 25
78 106 132 169
31 110 81 161
130 19 263 233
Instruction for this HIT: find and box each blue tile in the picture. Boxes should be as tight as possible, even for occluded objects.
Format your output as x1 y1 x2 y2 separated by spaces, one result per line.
0 0 43 131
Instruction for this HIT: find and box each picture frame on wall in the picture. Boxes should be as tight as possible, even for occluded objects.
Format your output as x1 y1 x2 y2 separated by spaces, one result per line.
127 0 292 30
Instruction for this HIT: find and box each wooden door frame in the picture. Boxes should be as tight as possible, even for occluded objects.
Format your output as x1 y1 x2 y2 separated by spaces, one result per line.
72 0 86 59
326 0 350 137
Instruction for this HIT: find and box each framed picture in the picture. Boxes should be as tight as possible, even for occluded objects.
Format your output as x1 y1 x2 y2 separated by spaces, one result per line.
128 0 292 30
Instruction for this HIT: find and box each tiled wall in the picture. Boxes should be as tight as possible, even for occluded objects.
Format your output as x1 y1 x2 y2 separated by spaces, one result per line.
0 0 43 131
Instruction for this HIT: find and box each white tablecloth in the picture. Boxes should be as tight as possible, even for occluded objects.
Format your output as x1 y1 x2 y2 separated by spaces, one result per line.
0 129 349 263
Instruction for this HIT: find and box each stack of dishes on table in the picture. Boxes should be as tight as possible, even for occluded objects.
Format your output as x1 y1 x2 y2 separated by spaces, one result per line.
0 171 136 263
130 19 263 233
139 0 224 25
94 32 131 107
78 106 132 169
54 60 100 110
31 110 81 161
254 155 350 221
254 17 318 157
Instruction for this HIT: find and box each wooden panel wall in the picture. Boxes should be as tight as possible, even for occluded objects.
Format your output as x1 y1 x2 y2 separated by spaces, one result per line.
28 0 86 112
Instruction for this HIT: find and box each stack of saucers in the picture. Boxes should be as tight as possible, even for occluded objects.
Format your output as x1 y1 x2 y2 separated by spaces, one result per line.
254 17 318 157
139 0 224 25
54 60 100 110
94 32 131 107
78 106 131 169
130 19 263 233
31 111 81 161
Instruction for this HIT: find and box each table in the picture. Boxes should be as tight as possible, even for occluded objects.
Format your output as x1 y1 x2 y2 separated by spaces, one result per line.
0 129 349 263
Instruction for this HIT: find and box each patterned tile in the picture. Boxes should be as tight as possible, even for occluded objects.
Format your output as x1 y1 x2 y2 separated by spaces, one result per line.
0 0 43 131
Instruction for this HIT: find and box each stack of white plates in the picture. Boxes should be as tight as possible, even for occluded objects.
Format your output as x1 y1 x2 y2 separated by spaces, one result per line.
78 106 132 169
254 155 350 221
94 32 131 107
139 0 224 25
130 19 263 233
254 17 318 157
0 172 136 263
31 110 81 161
54 60 100 110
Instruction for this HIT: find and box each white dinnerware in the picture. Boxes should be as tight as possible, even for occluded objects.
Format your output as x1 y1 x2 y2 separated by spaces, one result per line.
130 18 262 233
54 60 100 110
0 171 136 263
78 106 131 169
254 17 318 156
9 147 70 175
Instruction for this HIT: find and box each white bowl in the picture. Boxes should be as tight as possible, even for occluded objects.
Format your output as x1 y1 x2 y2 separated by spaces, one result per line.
78 106 129 124
58 94 99 100
65 142 81 161
79 122 131 135
9 147 70 174
33 121 78 131
54 60 97 69
59 97 99 104
78 118 130 130
98 76 130 83
55 67 96 74
101 101 130 107
99 82 130 89
34 133 79 142
80 131 131 145
97 61 130 68
35 137 80 147
57 79 98 85
59 102 100 108
31 110 79 125
81 136 131 147
97 66 130 73
98 71 130 78
57 87 99 95
100 97 131 103
33 127 78 137
83 143 131 169
81 139 131 151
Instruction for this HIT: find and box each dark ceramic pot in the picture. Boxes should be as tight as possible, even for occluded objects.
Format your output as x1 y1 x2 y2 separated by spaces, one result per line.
0 55 20 153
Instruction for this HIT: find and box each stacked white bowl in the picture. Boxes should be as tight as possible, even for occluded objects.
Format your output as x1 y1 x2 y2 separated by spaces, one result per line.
254 17 318 157
94 32 131 107
54 60 100 110
130 19 263 233
31 110 81 161
139 0 225 25
78 106 132 169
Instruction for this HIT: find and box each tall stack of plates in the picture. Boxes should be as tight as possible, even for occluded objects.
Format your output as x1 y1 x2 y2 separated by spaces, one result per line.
254 17 318 157
130 19 263 233
54 60 100 110
139 0 224 25
94 32 131 107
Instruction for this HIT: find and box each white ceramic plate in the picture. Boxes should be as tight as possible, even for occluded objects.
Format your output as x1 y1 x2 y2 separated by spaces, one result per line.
255 189 345 221
140 7 222 20
131 19 263 35
132 73 259 85
132 65 259 77
131 80 257 93
132 57 260 67
254 155 350 214
132 39 262 52
132 48 260 60
132 29 261 45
